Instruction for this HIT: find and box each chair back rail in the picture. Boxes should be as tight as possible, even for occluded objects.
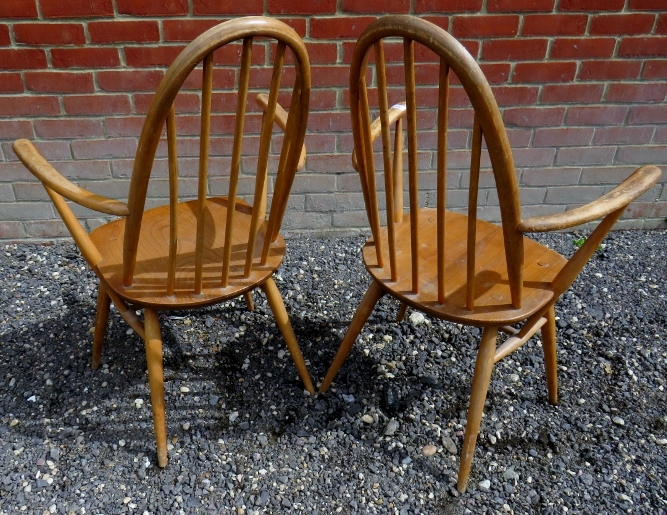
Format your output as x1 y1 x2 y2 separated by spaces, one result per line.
121 17 310 292
350 15 523 309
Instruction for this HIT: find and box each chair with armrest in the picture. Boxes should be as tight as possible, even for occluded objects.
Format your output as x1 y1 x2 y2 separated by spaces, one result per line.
13 16 315 467
318 15 662 493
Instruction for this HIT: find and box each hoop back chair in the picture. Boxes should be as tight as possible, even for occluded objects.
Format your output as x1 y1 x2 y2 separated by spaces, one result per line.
14 17 315 467
319 15 662 492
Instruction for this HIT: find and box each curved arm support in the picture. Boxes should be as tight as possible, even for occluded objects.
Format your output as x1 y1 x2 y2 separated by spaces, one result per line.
352 102 407 171
255 93 306 171
518 165 662 233
13 139 130 217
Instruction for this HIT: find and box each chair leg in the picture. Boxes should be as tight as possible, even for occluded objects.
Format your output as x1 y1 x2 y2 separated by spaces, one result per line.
260 277 315 395
91 283 111 370
541 304 558 405
457 326 498 493
319 280 385 393
143 308 168 468
396 301 408 322
244 291 255 312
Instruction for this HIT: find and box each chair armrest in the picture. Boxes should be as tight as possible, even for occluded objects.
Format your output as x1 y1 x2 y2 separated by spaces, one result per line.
518 165 662 233
352 102 407 171
13 139 130 217
255 93 306 171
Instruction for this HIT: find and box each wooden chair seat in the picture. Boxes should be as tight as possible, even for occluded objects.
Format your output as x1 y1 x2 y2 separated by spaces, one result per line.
363 209 566 325
90 198 285 309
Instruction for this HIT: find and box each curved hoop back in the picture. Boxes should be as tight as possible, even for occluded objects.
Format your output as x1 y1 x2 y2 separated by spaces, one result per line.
122 17 310 288
349 15 523 308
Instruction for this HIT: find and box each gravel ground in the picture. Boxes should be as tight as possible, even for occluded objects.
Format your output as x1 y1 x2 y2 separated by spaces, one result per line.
0 229 666 515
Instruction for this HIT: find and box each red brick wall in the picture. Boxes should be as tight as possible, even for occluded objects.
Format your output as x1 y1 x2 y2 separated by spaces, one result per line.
1 0 666 240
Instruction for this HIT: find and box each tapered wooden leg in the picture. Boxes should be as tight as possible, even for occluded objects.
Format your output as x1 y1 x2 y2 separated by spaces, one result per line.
244 291 255 312
91 282 111 370
396 301 408 322
319 280 385 393
541 304 558 405
457 326 498 493
261 277 315 395
144 308 168 468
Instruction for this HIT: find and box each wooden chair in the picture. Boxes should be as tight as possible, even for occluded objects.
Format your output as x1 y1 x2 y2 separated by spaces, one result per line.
13 17 315 467
318 15 662 493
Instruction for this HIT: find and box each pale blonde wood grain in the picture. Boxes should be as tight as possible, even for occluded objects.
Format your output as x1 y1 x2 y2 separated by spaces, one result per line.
166 104 179 296
466 116 482 311
404 38 420 294
437 59 449 305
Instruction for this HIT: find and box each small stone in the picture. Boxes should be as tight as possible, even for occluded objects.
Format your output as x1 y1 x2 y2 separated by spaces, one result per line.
422 445 437 457
509 374 520 383
123 497 131 504
409 312 425 325
239 421 250 430
9 419 19 427
229 412 239 423
126 328 134 335
612 416 625 426
118 439 126 447
36 458 45 467
655 438 667 445
488 434 497 445
384 419 399 436
503 468 519 482
182 423 190 430
361 414 374 424
180 386 190 393
479 479 491 491
383 335 393 342
209 395 219 406
441 436 457 454
205 317 215 328
341 394 355 403
49 448 59 460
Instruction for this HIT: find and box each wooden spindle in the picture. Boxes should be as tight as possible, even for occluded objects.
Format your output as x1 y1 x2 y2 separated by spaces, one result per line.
375 41 397 282
466 115 482 310
436 59 449 305
392 116 404 224
245 42 285 278
222 37 253 287
194 52 213 294
166 104 179 296
403 38 419 294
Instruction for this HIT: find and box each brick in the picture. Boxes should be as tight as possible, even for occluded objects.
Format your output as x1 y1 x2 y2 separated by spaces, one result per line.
512 62 576 83
0 184 14 201
654 126 667 143
41 0 113 18
63 95 131 115
415 0 482 12
541 84 603 104
593 127 654 145
342 0 409 13
0 120 33 139
619 37 667 58
71 138 137 160
452 15 519 38
89 21 160 43
504 108 565 127
310 17 377 39
25 71 94 93
194 0 263 15
104 117 146 138
0 25 9 46
267 0 336 13
477 63 510 84
274 18 307 37
545 185 606 204
124 46 185 68
97 70 164 92
566 106 627 125
560 0 624 10
643 60 667 80
556 146 615 166
616 145 667 165
52 48 120 69
578 166 637 185
522 14 587 36
0 203 54 220
533 127 594 147
34 119 103 139
482 39 547 61
550 38 616 59
306 155 356 174
521 167 581 186
607 83 667 103
134 92 200 114
0 96 59 116
14 23 85 45
13 182 50 200
308 112 354 133
629 0 667 9
512 148 556 167
579 60 641 81
628 105 667 124
589 14 655 35
3 140 70 161
490 86 539 106
0 49 47 70
311 65 352 87
0 221 26 239
658 14 667 34
25 220 69 238
0 73 25 92
0 0 37 18
163 19 222 41
487 0 555 10
116 0 188 16
286 211 332 230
